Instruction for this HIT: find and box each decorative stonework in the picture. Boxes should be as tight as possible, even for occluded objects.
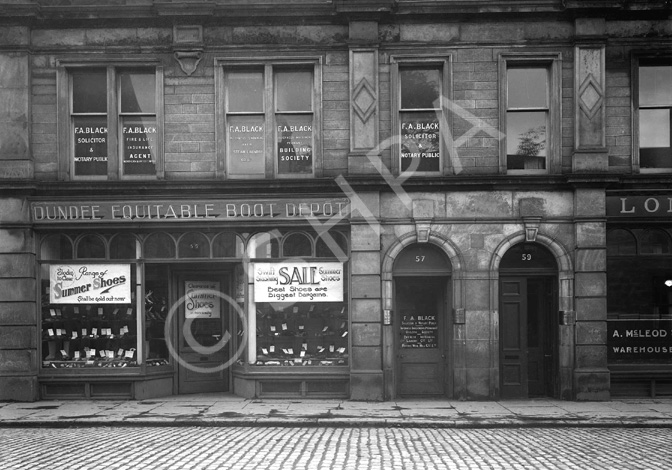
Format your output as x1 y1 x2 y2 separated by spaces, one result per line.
173 25 204 76
352 78 377 123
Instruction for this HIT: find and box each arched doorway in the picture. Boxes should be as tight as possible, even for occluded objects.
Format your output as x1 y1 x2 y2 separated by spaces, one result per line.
393 243 452 396
499 242 558 398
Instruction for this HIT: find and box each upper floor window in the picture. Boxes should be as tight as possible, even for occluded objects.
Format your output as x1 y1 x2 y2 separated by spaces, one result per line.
499 54 561 174
391 57 451 175
636 59 672 172
58 62 164 180
217 59 321 178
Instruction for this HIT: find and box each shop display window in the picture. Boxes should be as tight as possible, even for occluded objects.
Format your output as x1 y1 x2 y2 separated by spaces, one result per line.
40 264 140 369
607 228 672 319
144 264 170 366
249 229 349 367
255 302 349 366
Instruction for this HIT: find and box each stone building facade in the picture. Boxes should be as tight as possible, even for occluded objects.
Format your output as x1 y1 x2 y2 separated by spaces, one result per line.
1 0 671 402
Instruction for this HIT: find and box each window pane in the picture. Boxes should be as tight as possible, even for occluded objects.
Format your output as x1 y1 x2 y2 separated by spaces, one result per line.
607 229 637 256
400 111 441 172
640 65 672 107
640 109 671 169
641 229 672 255
255 301 348 366
276 71 312 112
283 233 312 257
41 235 73 260
316 232 348 258
76 234 106 259
72 70 107 114
227 115 266 176
507 111 547 170
507 68 548 109
122 117 157 176
248 232 279 259
120 72 155 113
110 234 138 259
73 116 108 177
227 71 264 113
178 232 210 258
41 266 138 369
144 233 176 259
277 114 313 175
213 233 244 258
400 68 441 109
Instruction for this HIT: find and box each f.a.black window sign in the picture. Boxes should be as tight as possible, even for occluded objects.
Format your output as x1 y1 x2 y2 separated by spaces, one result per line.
607 319 672 363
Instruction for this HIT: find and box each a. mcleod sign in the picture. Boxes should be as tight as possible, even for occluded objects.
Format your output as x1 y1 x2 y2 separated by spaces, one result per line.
30 198 350 224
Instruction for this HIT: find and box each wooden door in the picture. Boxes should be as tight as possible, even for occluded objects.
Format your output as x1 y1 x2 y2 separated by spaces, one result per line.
500 277 528 398
396 278 445 396
176 273 230 394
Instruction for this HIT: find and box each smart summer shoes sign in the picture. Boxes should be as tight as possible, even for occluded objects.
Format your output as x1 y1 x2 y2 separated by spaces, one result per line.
254 262 344 302
50 264 131 304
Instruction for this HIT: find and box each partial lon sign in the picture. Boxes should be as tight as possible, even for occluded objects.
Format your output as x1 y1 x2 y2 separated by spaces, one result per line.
254 262 344 302
50 264 131 304
31 198 350 223
607 195 672 217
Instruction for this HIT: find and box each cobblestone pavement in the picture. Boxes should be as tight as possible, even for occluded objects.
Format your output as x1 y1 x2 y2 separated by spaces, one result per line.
2 426 671 470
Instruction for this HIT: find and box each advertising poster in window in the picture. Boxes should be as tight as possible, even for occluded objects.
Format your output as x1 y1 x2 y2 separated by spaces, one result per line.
122 118 157 176
50 264 131 304
400 112 440 172
254 262 343 302
73 116 108 176
277 115 313 175
228 115 265 175
185 281 221 319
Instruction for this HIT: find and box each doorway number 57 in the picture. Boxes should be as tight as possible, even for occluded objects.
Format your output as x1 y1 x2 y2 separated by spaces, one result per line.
415 255 425 263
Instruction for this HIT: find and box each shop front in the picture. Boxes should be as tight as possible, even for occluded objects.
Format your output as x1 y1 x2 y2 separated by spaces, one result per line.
606 193 672 397
33 196 351 400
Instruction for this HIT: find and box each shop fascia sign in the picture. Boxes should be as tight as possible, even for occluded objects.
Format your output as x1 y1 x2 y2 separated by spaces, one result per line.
254 261 344 302
30 197 350 223
607 195 672 217
50 264 131 304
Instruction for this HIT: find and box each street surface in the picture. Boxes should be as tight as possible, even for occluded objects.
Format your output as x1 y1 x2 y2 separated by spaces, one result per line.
1 426 671 470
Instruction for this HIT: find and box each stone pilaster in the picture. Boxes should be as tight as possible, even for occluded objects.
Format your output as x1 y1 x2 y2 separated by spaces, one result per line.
349 192 384 400
0 26 33 179
573 18 608 172
347 21 380 174
0 197 38 401
573 188 609 400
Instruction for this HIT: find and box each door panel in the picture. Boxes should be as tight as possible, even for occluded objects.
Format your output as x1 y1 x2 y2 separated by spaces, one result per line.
500 277 527 398
176 274 230 394
396 278 445 396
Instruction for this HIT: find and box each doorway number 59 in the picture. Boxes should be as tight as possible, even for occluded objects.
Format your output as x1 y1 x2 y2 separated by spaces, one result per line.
415 255 425 263
521 253 532 261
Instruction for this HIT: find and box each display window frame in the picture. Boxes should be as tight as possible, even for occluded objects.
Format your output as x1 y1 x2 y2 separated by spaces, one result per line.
215 56 323 180
498 52 562 175
243 229 350 369
390 55 452 177
56 58 165 181
606 226 672 366
38 233 145 372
